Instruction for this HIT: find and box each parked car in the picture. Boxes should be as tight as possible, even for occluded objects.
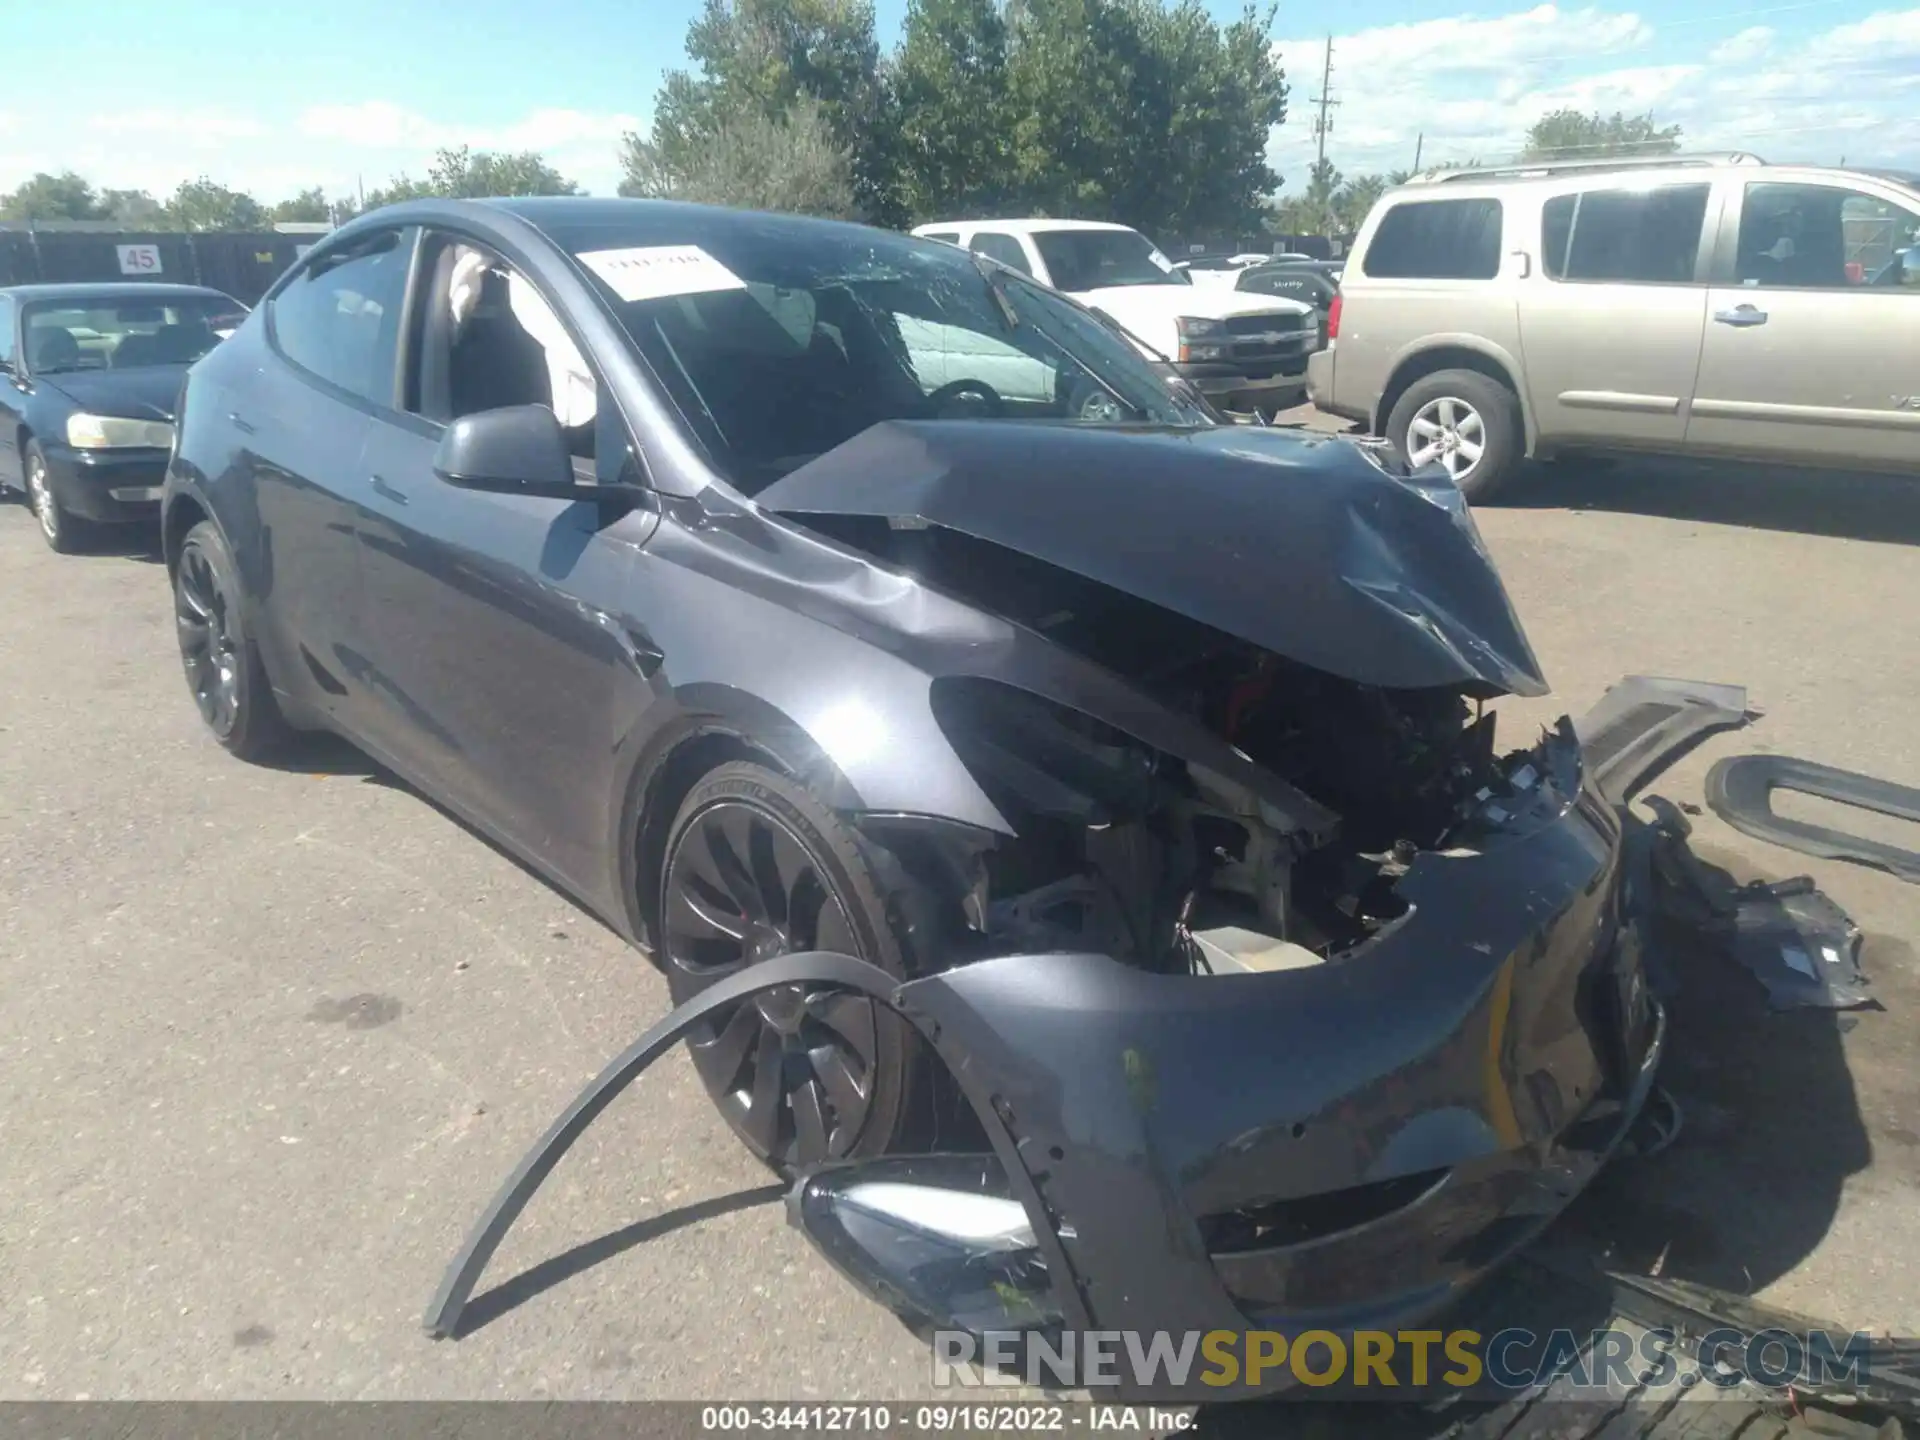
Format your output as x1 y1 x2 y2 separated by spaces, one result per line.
165 199 1660 1362
1177 252 1305 287
1309 153 1920 500
1234 259 1343 347
912 218 1317 414
0 282 247 551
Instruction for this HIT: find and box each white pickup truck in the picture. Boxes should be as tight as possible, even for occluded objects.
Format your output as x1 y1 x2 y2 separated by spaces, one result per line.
910 218 1318 414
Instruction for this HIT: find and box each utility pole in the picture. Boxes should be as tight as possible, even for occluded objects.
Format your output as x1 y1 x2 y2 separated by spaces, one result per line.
1413 133 1424 172
1310 35 1339 170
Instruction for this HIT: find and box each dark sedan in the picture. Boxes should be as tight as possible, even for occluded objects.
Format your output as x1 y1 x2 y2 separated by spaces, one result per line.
0 283 245 551
164 198 1661 1390
1234 259 1342 346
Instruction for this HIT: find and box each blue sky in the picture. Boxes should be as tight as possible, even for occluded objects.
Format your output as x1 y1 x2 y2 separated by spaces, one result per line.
2 0 1915 205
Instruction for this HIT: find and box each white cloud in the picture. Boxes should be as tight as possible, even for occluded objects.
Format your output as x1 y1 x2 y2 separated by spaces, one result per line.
0 101 642 204
1708 26 1774 65
87 108 270 142
297 101 449 150
1270 4 1920 185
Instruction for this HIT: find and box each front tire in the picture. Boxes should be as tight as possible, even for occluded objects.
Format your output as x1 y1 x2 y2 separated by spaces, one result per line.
23 441 86 553
173 519 294 760
657 760 936 1174
1387 369 1523 503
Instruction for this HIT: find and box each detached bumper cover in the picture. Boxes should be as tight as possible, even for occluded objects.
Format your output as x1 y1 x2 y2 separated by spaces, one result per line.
426 721 1661 1398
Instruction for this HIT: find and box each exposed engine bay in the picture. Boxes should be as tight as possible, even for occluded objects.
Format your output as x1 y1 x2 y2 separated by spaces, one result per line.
806 515 1544 974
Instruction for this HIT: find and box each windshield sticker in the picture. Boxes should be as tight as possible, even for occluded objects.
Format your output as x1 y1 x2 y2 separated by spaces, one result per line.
578 245 747 303
1148 249 1176 272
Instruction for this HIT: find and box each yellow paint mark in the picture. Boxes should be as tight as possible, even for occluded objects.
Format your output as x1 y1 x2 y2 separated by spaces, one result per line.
1483 961 1523 1147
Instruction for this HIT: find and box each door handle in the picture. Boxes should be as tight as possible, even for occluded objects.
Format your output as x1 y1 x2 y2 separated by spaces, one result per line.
227 411 256 434
369 474 409 505
1713 305 1769 327
1510 249 1532 278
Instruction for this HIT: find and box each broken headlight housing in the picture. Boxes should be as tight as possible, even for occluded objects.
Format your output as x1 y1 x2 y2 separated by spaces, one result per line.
788 1154 1065 1338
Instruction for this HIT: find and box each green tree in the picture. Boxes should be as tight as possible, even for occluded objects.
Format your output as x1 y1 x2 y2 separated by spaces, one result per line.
426 145 581 197
359 174 439 210
623 0 896 221
1001 0 1286 236
1521 109 1682 161
622 95 857 216
0 170 105 221
100 188 169 227
890 0 1014 220
271 187 333 223
1269 157 1340 236
1331 171 1390 235
166 177 267 231
359 147 579 211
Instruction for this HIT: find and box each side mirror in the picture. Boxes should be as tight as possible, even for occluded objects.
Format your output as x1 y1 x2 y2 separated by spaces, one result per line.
433 405 593 500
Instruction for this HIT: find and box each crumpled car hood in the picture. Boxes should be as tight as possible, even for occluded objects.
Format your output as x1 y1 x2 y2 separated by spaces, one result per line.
755 420 1548 697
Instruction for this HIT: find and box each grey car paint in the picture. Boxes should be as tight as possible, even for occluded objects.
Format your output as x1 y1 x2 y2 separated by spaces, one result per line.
166 198 1545 944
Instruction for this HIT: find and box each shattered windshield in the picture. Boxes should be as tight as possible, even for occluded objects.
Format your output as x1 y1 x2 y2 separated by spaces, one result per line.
561 220 1213 493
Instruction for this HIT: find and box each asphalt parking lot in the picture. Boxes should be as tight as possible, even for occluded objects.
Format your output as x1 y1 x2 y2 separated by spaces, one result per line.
4 437 1919 1403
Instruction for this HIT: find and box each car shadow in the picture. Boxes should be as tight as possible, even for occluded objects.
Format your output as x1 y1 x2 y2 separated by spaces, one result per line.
1504 455 1920 546
441 1183 786 1338
263 730 641 950
1550 836 1877 1295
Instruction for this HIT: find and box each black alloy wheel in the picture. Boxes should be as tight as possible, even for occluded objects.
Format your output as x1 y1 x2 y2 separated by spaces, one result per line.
171 520 293 759
660 767 915 1172
175 541 243 738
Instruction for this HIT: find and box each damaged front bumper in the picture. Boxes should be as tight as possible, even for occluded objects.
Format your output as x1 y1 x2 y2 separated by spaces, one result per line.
793 731 1664 1401
426 720 1665 1400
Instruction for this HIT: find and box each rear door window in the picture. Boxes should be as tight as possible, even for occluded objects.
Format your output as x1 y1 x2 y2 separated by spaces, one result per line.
1238 269 1334 307
1541 184 1711 283
268 228 415 407
969 231 1035 277
1359 199 1503 280
1731 182 1920 289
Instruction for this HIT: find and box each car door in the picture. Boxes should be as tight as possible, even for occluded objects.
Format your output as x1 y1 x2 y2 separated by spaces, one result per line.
244 226 418 726
350 232 663 892
1687 176 1920 468
1514 179 1714 448
0 296 21 488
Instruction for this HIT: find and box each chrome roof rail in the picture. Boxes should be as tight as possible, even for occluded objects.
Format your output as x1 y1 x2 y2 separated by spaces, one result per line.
1412 152 1767 185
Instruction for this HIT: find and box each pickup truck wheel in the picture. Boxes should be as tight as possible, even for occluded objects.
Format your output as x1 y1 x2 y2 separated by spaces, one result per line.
1387 370 1521 503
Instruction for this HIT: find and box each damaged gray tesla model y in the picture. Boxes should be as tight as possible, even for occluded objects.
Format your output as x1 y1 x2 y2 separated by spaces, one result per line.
162 198 1670 1394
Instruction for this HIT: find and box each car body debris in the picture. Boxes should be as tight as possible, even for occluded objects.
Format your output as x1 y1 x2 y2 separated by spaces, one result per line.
1644 797 1873 1012
1708 753 1920 885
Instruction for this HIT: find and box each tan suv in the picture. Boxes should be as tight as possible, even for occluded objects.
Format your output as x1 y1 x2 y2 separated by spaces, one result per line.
1306 153 1920 501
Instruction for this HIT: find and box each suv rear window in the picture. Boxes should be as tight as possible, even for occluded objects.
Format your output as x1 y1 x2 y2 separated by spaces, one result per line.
1359 198 1503 280
1542 184 1710 283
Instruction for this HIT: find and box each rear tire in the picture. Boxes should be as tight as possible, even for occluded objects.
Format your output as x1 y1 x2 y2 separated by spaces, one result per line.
657 760 939 1176
1387 369 1523 503
23 440 87 553
173 519 295 761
